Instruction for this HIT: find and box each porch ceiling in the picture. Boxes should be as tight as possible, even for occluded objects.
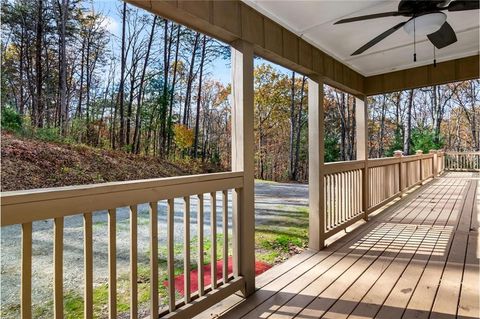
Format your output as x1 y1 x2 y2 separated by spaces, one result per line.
242 0 480 77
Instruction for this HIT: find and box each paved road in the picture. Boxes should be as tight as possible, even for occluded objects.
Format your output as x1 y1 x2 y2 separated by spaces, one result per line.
0 180 308 316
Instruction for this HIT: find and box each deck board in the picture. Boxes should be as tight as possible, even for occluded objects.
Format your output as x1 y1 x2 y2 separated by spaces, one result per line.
201 172 479 319
372 178 466 319
310 175 465 319
272 176 458 319
339 176 464 319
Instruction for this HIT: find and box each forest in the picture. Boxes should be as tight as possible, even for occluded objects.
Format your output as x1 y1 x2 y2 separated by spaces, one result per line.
1 0 231 163
1 0 479 184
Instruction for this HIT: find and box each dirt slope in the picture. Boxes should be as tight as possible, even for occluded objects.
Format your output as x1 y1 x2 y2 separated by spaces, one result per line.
1 133 222 191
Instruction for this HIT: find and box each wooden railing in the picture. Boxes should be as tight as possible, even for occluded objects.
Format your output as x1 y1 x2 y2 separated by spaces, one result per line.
321 150 440 242
445 152 480 171
1 172 245 319
323 160 364 237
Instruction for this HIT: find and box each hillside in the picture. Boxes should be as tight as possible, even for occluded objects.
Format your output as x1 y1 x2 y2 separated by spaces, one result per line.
1 133 224 191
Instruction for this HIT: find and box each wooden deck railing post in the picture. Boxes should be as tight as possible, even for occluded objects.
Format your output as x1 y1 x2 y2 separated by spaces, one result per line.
231 39 255 296
416 150 424 182
430 150 438 177
308 76 325 250
394 150 403 193
355 96 368 220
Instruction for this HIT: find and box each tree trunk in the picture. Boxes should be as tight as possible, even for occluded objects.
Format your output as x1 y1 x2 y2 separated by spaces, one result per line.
133 15 157 154
58 0 68 135
159 20 174 155
293 76 306 180
77 38 85 120
166 25 181 156
404 89 414 155
118 2 127 147
350 96 356 159
340 93 346 160
34 0 43 128
288 71 296 179
193 35 206 158
85 28 91 127
19 24 25 115
182 32 200 127
379 95 386 157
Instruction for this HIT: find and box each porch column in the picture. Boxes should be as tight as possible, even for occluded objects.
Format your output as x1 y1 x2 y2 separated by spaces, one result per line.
308 77 325 250
231 40 255 296
355 96 369 220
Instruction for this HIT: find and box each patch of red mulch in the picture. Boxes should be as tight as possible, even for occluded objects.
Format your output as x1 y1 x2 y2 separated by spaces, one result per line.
163 256 271 295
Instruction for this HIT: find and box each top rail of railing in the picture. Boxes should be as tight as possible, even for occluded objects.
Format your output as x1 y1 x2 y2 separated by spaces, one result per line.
1 171 243 226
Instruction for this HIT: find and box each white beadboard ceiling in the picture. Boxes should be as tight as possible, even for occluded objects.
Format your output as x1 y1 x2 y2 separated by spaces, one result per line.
242 0 480 76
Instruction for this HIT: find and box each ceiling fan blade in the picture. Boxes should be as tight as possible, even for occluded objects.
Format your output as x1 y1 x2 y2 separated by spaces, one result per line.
427 21 458 49
335 11 401 24
351 21 407 56
448 0 479 11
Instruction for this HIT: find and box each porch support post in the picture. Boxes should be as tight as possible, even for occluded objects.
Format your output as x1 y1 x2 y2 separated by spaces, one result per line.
231 39 255 296
308 77 325 250
355 96 369 220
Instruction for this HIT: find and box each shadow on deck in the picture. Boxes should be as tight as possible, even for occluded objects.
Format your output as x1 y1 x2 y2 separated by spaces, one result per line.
198 172 479 319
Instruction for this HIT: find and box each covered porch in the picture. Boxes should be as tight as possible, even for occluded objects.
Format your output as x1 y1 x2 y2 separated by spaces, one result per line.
206 171 479 319
1 1 479 319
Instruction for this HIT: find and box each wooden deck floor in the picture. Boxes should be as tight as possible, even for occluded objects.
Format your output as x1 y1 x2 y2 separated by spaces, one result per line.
202 172 479 319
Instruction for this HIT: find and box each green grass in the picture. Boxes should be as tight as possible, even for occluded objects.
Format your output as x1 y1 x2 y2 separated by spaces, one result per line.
64 291 83 319
255 179 278 184
255 205 309 264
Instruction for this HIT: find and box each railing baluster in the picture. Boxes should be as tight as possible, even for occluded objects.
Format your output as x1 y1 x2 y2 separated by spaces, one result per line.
324 176 327 231
344 172 347 220
108 208 117 319
83 213 93 319
210 192 217 289
129 205 138 319
348 172 351 217
54 217 64 319
328 175 332 229
358 169 362 212
21 222 32 319
339 173 344 223
184 196 191 303
167 198 175 312
149 202 158 318
222 190 229 284
335 174 339 226
355 170 359 214
197 194 205 296
326 176 330 229
329 175 333 228
353 171 357 215
348 171 352 219
341 172 345 221
351 171 355 216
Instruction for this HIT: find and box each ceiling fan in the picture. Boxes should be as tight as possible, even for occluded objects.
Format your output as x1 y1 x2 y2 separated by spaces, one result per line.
335 0 479 56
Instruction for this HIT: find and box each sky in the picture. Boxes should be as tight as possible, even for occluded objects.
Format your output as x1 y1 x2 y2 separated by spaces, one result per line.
92 0 231 84
92 0 291 85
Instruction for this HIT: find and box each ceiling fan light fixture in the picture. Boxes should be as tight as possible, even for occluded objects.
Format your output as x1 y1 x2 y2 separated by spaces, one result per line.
403 12 447 36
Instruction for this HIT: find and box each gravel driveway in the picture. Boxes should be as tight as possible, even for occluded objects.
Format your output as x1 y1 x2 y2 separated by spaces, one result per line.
0 180 308 317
